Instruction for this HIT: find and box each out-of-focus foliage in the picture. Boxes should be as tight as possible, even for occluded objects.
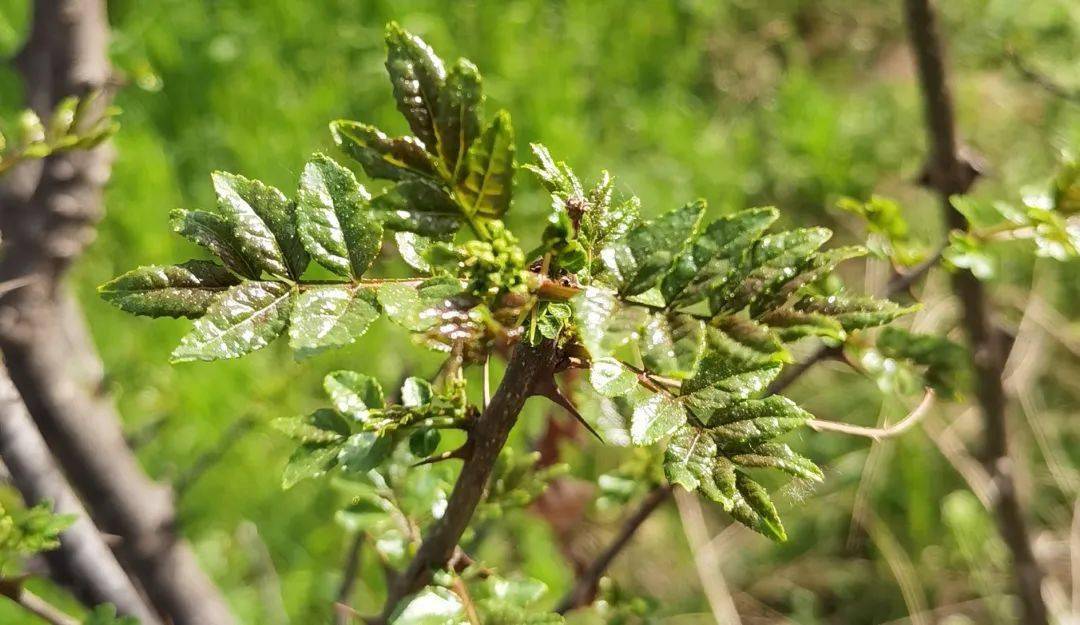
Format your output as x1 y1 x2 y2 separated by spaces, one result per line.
0 0 1077 623
0 92 118 174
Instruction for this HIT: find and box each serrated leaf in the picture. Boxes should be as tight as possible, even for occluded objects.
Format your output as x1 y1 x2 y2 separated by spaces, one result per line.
436 59 483 178
385 23 446 154
589 357 638 398
638 312 705 379
664 425 718 491
759 308 845 342
711 227 831 314
730 470 786 541
288 286 379 357
212 171 308 279
282 443 341 489
730 442 823 482
708 316 787 365
171 281 294 362
338 432 394 474
753 245 866 315
330 120 438 181
371 180 463 237
630 393 686 446
171 209 261 279
707 395 811 445
601 202 703 296
663 207 778 309
456 110 514 219
297 154 383 278
680 351 782 421
271 408 350 444
796 295 917 331
324 371 384 422
99 260 239 318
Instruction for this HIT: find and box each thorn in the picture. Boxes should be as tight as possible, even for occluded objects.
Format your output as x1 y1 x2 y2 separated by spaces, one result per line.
533 374 603 442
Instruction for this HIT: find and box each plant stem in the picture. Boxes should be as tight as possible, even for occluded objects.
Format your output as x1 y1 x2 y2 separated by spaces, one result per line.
372 339 562 622
0 580 79 625
902 0 1049 623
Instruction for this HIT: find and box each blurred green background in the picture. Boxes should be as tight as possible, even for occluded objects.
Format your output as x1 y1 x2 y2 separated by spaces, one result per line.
1 0 1078 623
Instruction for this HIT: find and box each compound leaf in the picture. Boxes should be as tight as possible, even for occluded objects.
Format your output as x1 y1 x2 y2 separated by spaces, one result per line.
171 281 294 362
297 154 383 278
99 260 239 319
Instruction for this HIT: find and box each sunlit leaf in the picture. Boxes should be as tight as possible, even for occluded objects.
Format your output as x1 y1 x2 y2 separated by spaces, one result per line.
171 281 294 362
288 286 380 357
99 260 239 319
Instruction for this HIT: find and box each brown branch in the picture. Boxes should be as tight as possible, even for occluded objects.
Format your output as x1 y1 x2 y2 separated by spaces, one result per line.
902 1 1049 623
808 389 936 441
372 340 563 622
0 361 160 623
555 484 673 613
335 534 364 625
0 2 238 623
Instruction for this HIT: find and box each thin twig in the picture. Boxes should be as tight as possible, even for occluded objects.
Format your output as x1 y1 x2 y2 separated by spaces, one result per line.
1005 48 1080 105
0 580 79 625
174 416 256 496
555 485 673 613
0 275 37 296
807 389 935 441
335 534 364 625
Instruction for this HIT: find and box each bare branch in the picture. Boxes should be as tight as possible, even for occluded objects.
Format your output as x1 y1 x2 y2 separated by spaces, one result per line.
808 389 936 441
555 485 673 614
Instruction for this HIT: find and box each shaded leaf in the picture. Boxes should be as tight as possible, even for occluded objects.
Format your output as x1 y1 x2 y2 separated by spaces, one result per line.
339 432 394 474
730 442 824 482
371 180 463 237
283 444 340 489
385 23 446 153
456 110 514 219
272 408 350 444
729 470 786 541
759 308 845 342
331 120 437 181
171 209 261 279
796 294 917 331
436 59 483 178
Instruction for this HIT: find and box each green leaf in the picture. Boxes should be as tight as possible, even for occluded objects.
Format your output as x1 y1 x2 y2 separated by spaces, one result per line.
401 377 434 407
170 281 294 362
707 316 788 365
371 180 463 237
296 154 383 278
288 286 380 357
759 308 845 342
283 444 341 489
662 207 778 309
730 442 824 482
680 351 782 421
602 202 704 296
271 408 350 444
630 393 686 446
638 312 705 379
83 604 139 625
730 470 786 541
385 23 446 154
589 357 638 398
535 302 571 340
409 428 441 457
396 232 433 273
212 171 309 279
713 227 832 314
377 277 462 332
171 209 261 279
99 260 239 319
664 425 718 492
330 120 438 181
389 587 464 625
943 231 994 280
796 294 917 331
324 371 384 422
572 286 649 358
436 59 483 178
456 110 514 218
338 432 394 474
707 396 811 445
